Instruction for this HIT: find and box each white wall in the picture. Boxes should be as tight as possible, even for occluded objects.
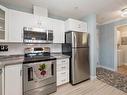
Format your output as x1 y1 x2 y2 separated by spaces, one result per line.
121 45 127 64
0 43 62 55
99 19 127 71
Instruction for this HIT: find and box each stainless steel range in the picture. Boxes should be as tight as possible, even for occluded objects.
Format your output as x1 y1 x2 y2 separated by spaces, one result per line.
23 47 56 95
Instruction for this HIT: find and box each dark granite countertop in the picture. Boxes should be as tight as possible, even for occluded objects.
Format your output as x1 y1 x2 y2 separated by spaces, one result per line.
0 53 70 68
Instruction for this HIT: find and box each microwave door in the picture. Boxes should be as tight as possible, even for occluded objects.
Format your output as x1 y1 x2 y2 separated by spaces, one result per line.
23 31 47 43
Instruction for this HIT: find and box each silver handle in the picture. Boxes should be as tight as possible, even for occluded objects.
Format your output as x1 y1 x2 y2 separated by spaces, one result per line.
61 72 66 75
61 66 66 69
46 30 48 42
74 33 77 47
20 69 22 76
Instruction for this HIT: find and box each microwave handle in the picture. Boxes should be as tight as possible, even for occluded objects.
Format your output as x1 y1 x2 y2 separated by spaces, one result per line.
46 30 48 41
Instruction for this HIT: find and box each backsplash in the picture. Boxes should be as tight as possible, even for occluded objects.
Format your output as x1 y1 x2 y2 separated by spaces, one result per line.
0 43 62 55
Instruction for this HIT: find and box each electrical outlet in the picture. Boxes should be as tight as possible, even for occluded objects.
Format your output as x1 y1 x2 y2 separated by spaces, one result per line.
0 45 8 51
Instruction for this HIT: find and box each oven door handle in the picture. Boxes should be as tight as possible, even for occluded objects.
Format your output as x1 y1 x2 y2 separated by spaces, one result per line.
51 64 54 76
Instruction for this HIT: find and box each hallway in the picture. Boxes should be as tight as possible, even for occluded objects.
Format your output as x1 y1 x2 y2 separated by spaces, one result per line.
118 65 127 76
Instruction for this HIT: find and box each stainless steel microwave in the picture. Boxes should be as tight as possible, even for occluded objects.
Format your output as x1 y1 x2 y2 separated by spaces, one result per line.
23 27 53 43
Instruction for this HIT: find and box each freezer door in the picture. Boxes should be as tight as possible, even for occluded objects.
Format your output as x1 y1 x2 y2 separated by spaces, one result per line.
71 48 90 84
72 32 89 48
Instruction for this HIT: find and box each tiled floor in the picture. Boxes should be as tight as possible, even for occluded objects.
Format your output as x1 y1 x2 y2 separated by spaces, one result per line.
118 65 127 76
97 67 127 93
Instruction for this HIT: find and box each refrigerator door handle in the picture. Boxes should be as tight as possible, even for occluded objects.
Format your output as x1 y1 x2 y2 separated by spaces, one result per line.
74 33 77 47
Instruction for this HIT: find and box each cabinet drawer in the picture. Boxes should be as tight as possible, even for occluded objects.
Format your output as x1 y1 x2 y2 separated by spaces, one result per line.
57 77 69 86
57 59 69 65
57 71 69 86
57 64 68 71
57 59 69 70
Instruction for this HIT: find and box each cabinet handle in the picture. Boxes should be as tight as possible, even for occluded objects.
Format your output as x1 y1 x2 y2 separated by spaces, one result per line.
61 79 66 82
61 66 66 69
21 31 23 39
61 72 66 75
62 61 66 62
20 69 22 77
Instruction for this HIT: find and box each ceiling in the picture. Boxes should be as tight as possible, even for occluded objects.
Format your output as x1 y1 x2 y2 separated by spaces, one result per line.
0 0 127 24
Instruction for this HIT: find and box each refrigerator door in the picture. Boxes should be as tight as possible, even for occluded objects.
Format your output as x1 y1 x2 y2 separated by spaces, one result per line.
71 48 90 84
72 32 89 48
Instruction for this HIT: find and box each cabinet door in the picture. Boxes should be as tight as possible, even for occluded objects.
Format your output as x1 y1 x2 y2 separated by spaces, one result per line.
79 22 87 32
0 5 8 42
5 64 22 95
65 18 87 32
50 19 65 43
8 9 37 42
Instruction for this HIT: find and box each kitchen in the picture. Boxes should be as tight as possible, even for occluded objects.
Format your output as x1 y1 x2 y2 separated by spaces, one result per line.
0 0 127 95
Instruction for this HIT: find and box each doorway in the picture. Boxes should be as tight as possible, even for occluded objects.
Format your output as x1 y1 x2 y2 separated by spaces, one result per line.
116 25 127 76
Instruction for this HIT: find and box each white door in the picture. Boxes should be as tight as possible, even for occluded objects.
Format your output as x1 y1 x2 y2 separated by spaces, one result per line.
5 64 22 95
50 19 65 43
8 9 37 42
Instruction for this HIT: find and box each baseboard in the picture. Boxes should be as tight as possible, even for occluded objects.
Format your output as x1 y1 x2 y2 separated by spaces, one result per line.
90 76 97 80
99 65 115 71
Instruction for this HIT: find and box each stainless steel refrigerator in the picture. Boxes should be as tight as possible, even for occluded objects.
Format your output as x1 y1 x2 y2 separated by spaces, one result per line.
65 31 90 85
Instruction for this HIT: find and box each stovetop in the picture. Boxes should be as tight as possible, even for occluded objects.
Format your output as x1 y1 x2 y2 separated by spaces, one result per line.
23 55 56 64
0 54 56 64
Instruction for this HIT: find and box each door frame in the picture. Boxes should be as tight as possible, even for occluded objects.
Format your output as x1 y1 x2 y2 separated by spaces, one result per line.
114 24 127 71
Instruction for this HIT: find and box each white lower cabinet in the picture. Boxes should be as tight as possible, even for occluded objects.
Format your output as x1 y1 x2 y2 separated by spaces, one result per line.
57 58 69 86
5 64 22 95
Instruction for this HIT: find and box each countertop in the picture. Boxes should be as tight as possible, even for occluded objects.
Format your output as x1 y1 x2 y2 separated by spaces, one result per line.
51 53 70 59
0 53 70 69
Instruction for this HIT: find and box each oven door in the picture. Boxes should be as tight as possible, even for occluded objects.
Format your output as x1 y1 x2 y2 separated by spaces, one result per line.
23 60 56 92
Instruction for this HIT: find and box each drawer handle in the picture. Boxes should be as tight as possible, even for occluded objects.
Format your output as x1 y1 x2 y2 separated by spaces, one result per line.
62 79 66 82
61 72 66 74
61 66 66 69
62 61 66 62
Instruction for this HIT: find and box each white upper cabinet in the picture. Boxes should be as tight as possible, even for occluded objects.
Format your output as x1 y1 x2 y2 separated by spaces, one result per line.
49 18 65 43
8 9 39 42
0 5 9 42
65 18 87 32
8 9 65 43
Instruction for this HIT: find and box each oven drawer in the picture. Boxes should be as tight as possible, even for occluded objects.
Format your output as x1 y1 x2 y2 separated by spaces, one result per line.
24 83 56 95
57 71 69 86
